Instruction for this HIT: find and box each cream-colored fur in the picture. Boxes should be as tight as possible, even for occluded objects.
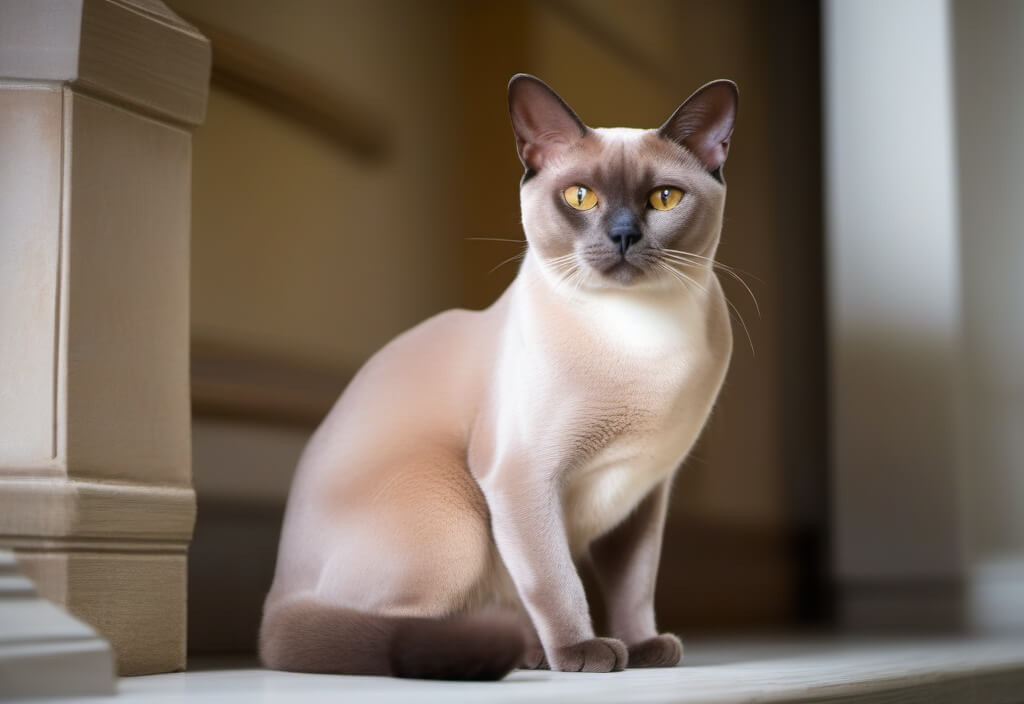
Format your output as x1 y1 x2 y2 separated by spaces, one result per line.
261 75 738 677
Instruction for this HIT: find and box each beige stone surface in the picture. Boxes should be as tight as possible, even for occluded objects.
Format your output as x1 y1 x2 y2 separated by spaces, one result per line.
0 477 195 544
0 86 63 472
64 90 192 486
0 0 208 679
18 551 188 675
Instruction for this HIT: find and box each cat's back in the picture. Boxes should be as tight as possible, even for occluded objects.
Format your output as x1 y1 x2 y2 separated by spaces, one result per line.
270 302 508 600
305 301 506 462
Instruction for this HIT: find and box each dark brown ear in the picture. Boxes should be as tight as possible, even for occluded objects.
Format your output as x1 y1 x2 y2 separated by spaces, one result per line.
508 74 587 174
659 80 738 179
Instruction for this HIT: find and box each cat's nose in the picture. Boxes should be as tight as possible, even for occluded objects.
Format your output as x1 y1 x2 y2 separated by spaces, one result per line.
608 208 642 256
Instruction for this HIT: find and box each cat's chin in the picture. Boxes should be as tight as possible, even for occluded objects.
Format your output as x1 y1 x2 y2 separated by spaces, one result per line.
598 261 638 284
541 257 661 293
597 261 647 287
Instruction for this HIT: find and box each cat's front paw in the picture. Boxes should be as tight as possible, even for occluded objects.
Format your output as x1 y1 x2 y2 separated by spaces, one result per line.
519 644 548 670
551 637 627 672
627 633 683 668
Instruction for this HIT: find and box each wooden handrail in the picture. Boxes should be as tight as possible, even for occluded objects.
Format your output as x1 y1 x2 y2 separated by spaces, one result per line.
539 0 681 90
180 14 390 162
191 340 348 427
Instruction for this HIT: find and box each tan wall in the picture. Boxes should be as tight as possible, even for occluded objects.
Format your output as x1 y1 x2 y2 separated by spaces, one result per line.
174 0 463 371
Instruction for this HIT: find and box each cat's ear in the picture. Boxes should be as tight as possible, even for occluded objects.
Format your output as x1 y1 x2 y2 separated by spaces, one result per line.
659 80 738 179
508 74 588 174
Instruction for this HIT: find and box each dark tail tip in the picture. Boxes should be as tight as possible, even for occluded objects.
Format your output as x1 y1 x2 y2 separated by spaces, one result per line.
389 610 526 681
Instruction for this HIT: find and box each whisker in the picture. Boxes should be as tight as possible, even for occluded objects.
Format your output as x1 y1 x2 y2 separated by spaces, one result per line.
547 253 577 266
547 258 577 276
465 237 527 244
662 249 760 278
542 253 584 289
555 265 581 296
661 251 760 318
661 259 755 356
571 268 586 296
719 269 760 318
658 262 698 295
724 295 756 357
661 261 710 296
661 251 751 279
488 249 527 275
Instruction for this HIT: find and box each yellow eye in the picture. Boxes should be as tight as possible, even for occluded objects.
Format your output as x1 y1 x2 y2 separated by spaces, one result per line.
649 186 684 211
563 185 598 211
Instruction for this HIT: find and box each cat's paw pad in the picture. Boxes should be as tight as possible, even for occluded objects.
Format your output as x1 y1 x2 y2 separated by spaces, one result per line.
552 637 627 672
519 645 549 670
627 633 683 668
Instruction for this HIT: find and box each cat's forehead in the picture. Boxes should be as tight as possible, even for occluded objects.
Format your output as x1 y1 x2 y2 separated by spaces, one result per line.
591 126 652 143
547 126 706 185
587 126 663 158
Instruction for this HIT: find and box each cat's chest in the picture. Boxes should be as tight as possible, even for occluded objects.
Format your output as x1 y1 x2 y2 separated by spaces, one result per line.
528 287 710 400
577 289 700 360
545 295 723 550
559 403 699 553
500 285 726 549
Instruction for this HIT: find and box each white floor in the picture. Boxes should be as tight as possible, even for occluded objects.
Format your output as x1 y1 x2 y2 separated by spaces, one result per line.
49 635 1024 703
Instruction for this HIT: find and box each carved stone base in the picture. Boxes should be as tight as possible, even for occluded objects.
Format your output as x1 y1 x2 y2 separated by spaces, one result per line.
17 551 188 675
0 0 208 682
0 477 195 675
0 550 115 698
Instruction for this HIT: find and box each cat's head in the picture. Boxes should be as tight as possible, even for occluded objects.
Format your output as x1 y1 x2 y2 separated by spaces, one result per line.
508 74 737 290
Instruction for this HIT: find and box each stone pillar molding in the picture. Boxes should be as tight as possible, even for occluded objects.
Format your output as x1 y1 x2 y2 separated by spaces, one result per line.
0 0 209 676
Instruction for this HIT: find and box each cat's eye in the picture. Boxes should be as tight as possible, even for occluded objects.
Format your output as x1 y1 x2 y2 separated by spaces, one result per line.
563 185 598 211
649 187 684 211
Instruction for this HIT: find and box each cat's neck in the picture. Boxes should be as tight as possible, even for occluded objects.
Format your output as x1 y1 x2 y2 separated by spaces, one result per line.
508 249 718 355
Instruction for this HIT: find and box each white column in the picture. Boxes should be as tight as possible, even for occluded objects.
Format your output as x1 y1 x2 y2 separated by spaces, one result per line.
0 0 209 675
825 0 1024 631
823 0 966 626
953 0 1024 632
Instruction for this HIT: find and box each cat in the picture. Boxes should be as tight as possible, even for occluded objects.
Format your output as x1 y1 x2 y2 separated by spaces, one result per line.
260 74 737 681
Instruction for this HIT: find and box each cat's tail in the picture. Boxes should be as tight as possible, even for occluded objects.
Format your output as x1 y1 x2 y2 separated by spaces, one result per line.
259 599 526 680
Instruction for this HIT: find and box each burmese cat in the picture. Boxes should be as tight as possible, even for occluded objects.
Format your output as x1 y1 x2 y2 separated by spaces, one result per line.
260 74 737 680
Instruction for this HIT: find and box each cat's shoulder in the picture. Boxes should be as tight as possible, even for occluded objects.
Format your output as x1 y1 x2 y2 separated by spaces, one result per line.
381 305 505 363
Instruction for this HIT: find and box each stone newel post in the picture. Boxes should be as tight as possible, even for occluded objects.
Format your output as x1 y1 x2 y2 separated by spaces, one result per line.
0 0 210 677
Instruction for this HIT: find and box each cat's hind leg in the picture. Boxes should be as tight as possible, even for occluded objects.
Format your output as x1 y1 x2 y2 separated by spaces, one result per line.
260 600 524 680
261 450 525 679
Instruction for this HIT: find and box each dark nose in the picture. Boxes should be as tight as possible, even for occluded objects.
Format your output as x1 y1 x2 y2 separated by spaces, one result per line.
608 208 641 256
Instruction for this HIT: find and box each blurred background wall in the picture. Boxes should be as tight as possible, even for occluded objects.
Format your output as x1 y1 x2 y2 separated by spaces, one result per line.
165 0 826 655
953 0 1024 631
825 0 1024 633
